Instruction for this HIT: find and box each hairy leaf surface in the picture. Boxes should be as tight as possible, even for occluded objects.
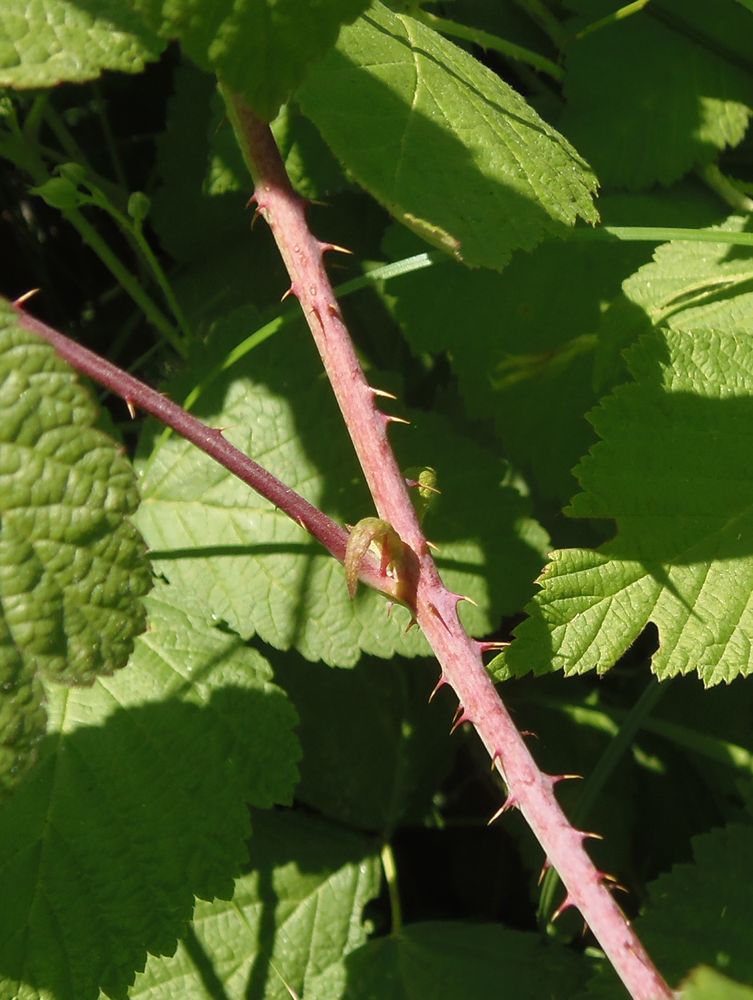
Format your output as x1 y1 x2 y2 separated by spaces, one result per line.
133 810 381 1000
299 1 598 271
0 306 151 792
0 583 299 1000
0 0 162 87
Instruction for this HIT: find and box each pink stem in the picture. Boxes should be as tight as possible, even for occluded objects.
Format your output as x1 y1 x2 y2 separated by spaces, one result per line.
12 304 399 602
224 91 672 1000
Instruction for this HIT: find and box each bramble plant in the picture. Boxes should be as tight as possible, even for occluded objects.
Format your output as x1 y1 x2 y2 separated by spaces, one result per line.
3 1 753 999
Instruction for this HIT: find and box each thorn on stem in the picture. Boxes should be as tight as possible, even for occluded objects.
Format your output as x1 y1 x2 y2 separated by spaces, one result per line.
428 674 448 703
371 386 398 400
125 398 137 420
281 286 296 303
537 860 551 885
428 602 451 632
602 874 629 896
549 773 583 788
13 288 40 307
477 640 510 654
487 796 516 825
550 895 575 923
579 830 604 843
449 705 471 734
385 414 411 427
320 241 354 256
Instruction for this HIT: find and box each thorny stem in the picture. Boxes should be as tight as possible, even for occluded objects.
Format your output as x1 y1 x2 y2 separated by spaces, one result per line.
223 90 673 1000
12 305 399 604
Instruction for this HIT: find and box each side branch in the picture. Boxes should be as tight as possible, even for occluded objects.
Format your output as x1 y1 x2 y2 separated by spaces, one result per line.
223 91 672 1000
12 304 398 602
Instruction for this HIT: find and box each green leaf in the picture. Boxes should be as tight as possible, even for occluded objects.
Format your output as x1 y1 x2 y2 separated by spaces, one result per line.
299 1 597 271
596 216 753 388
135 307 547 667
0 0 162 88
493 324 753 685
271 652 455 832
0 306 151 792
561 0 753 190
272 102 350 201
381 224 647 505
306 922 587 999
129 0 370 121
584 822 753 997
0 583 299 1000
151 64 250 266
30 176 85 210
132 810 381 1000
680 968 753 1000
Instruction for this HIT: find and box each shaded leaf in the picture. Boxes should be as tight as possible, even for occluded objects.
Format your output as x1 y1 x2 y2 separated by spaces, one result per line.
381 222 648 505
680 967 753 1000
306 922 587 999
493 324 753 685
0 305 151 792
0 583 299 1000
151 64 252 266
130 0 369 121
271 651 455 832
133 810 381 1000
595 216 753 388
299 1 597 271
584 822 753 997
561 0 753 189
